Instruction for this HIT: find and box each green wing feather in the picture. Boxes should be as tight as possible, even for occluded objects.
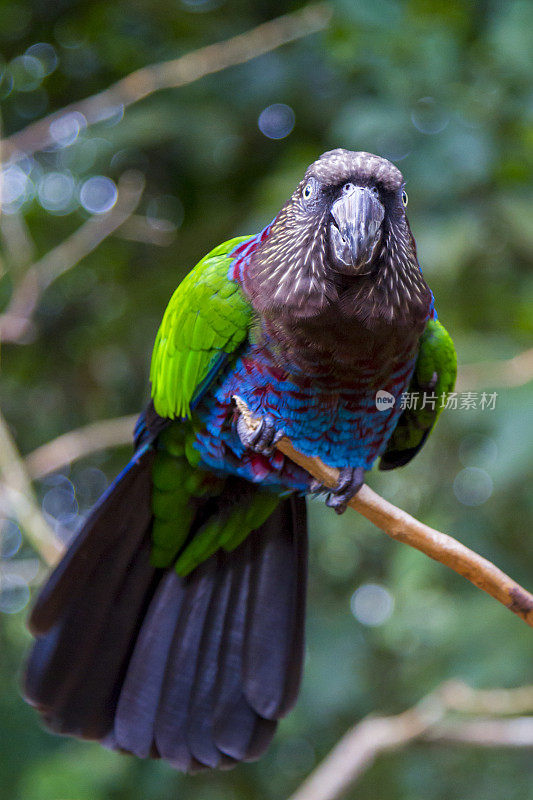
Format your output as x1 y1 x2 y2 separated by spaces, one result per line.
149 235 281 575
379 318 457 470
150 423 279 575
150 235 254 420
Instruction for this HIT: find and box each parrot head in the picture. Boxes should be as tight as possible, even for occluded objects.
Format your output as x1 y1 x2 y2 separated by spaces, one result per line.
301 149 400 276
244 148 431 327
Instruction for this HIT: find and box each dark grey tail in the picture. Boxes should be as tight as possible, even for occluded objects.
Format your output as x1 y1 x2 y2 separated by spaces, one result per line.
23 450 307 772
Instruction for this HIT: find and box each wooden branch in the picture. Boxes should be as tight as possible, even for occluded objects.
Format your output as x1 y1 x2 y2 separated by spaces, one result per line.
289 702 442 800
0 171 145 343
439 680 533 716
0 410 64 566
234 396 533 628
25 414 138 480
0 211 37 269
428 716 533 747
0 4 332 162
288 681 533 800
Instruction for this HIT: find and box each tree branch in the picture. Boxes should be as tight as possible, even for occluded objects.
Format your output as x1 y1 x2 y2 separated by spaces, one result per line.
234 396 533 628
0 3 332 162
428 716 533 747
0 409 64 566
288 681 533 800
25 414 138 480
0 171 145 343
438 680 533 716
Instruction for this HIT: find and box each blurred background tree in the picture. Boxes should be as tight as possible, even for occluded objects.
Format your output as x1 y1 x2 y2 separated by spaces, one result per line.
0 1 532 798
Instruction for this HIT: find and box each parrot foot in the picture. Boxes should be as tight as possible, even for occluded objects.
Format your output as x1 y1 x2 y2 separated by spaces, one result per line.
237 411 285 456
311 466 365 515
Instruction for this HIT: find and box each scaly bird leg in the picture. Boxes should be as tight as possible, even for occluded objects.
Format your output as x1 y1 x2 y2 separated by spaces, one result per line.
236 411 285 456
311 466 365 515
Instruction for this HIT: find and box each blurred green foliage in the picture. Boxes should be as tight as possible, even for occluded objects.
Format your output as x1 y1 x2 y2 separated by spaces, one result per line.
1 0 532 798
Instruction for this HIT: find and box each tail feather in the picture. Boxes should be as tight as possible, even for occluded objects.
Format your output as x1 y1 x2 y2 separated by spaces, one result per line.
211 538 277 762
152 557 219 770
53 537 157 739
243 498 307 720
29 449 154 636
25 532 145 717
114 570 186 758
25 465 155 724
186 551 238 768
24 450 308 772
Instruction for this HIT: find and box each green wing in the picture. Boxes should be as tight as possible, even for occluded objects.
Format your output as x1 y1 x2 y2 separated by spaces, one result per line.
150 424 279 574
150 235 254 420
149 235 281 575
379 318 457 470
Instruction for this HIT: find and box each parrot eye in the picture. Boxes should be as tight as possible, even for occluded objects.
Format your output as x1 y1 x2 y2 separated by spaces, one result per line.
302 178 320 207
402 190 408 207
303 181 315 200
342 182 355 194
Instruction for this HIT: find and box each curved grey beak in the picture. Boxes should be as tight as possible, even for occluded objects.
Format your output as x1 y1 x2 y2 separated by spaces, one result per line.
329 186 385 273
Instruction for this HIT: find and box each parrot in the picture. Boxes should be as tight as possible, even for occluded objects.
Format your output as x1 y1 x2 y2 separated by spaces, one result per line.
24 149 457 772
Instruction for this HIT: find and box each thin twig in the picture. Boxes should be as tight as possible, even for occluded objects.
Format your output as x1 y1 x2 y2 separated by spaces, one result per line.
25 414 138 480
439 680 533 716
0 410 64 566
0 171 145 343
0 3 332 162
234 396 533 628
0 211 37 269
288 681 533 800
428 717 533 747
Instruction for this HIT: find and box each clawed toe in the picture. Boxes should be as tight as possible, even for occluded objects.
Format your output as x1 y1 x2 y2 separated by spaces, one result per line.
237 412 284 456
313 466 365 515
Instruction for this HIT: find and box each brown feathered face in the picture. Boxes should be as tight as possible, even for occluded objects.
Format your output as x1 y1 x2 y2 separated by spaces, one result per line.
299 149 406 276
245 149 431 327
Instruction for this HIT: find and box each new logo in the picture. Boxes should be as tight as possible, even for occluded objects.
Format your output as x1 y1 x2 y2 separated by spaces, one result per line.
375 390 395 411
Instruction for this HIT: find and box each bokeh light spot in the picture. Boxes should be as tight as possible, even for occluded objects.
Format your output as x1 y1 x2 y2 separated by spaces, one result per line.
0 520 22 559
25 42 58 76
258 103 295 140
9 54 44 92
0 575 30 614
37 171 76 213
80 176 118 214
42 483 79 525
453 467 493 506
0 164 32 213
411 97 449 135
350 583 394 626
49 111 87 147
